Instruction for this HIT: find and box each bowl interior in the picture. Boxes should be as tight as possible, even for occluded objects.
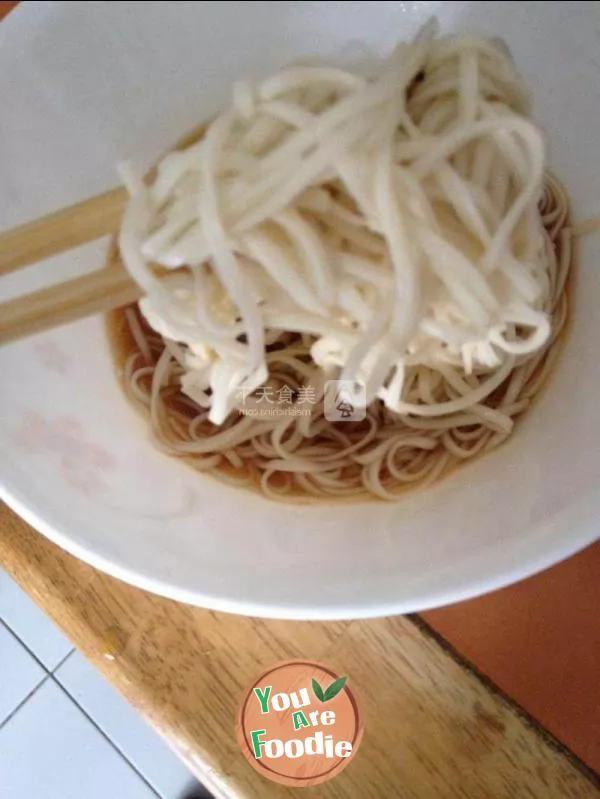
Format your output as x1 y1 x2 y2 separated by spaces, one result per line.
1 1 599 618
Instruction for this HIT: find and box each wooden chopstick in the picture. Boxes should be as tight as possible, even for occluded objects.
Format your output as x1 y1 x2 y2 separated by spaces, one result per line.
0 186 140 345
0 124 209 346
0 260 143 345
0 186 128 276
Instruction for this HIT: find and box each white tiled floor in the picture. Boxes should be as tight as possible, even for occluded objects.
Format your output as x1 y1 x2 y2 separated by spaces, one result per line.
0 570 210 799
0 576 73 669
0 623 46 724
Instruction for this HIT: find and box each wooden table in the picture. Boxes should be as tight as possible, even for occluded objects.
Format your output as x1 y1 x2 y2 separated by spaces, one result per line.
1 503 598 799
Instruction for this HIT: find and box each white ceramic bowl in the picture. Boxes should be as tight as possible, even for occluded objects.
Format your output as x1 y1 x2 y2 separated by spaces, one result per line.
1 1 599 619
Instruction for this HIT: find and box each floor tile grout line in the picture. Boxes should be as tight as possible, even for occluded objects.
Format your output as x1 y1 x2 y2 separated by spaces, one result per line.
51 646 76 674
0 617 73 675
0 636 163 798
0 672 52 732
50 675 163 798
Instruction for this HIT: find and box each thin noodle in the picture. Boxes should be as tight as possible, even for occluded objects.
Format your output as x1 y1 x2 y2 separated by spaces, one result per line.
111 22 575 502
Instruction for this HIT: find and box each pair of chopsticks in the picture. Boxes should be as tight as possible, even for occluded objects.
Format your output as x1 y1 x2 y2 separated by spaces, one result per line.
0 187 143 345
0 124 210 346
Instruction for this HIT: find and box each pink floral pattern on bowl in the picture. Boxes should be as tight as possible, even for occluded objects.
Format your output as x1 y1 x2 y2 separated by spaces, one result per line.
12 412 117 495
34 341 72 375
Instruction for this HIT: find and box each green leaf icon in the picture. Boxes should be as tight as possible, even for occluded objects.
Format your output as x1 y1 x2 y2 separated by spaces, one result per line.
312 678 325 702
323 676 347 702
312 675 348 703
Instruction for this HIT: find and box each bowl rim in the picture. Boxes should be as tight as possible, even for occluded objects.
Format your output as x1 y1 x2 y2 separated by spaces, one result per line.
4 483 598 620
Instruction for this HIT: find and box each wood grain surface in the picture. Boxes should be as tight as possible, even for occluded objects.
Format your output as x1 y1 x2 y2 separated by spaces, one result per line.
0 504 597 799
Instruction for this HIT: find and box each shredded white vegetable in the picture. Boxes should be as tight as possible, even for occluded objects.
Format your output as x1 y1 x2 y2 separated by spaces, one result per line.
119 20 553 428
